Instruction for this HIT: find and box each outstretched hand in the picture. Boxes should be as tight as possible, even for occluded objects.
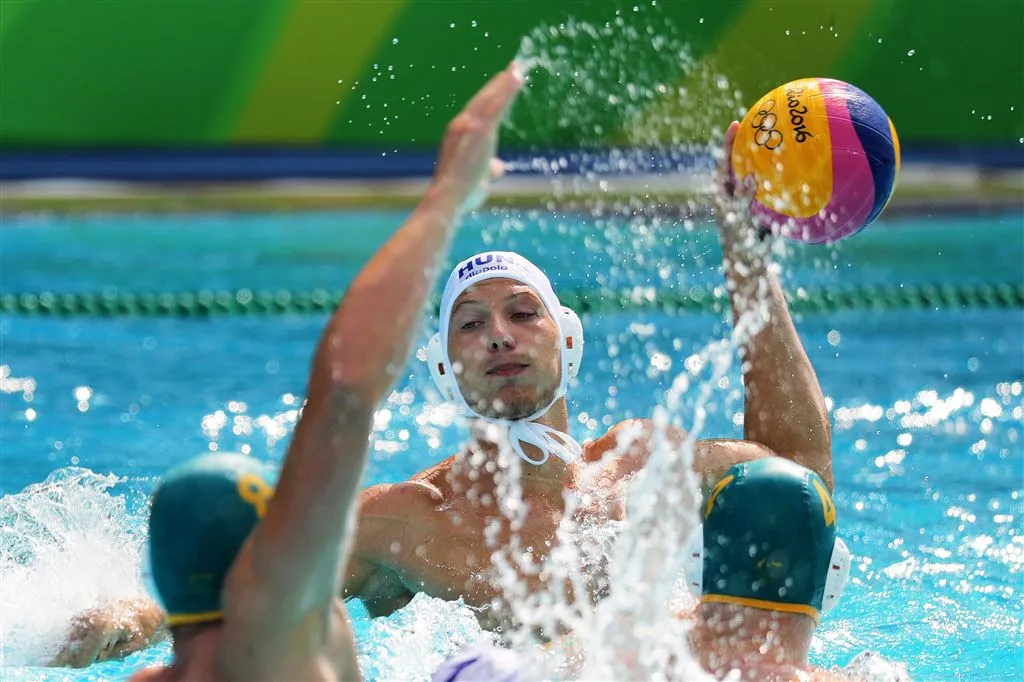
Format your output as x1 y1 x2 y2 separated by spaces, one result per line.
49 599 166 668
430 62 525 215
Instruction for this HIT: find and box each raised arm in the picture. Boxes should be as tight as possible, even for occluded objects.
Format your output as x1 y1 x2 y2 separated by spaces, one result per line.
222 64 525 631
715 121 833 490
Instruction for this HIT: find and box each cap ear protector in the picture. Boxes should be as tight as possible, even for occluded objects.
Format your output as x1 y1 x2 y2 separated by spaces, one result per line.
426 306 584 401
820 536 851 611
683 525 852 613
683 527 704 598
426 333 459 402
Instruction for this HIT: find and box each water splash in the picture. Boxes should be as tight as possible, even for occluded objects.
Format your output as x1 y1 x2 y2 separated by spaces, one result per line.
0 468 147 666
450 137 805 678
577 252 773 679
510 11 742 155
428 10 777 678
503 8 743 231
842 650 912 681
445 291 771 678
356 593 494 681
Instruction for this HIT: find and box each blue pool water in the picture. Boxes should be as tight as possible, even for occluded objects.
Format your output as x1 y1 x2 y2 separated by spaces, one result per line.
1 209 1021 680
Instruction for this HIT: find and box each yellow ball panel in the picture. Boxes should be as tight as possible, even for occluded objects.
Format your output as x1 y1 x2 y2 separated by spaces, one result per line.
732 78 834 219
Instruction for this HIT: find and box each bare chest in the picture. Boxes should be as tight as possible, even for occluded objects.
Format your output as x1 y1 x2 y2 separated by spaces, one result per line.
394 497 563 609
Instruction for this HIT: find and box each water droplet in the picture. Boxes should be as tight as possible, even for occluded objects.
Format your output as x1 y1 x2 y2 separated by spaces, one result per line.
450 22 455 29
877 38 883 44
392 37 399 45
699 17 704 23
907 49 915 56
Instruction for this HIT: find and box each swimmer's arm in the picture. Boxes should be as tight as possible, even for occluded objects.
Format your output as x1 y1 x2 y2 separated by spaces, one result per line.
340 484 432 617
49 598 167 668
342 554 415 618
715 122 833 490
339 485 416 617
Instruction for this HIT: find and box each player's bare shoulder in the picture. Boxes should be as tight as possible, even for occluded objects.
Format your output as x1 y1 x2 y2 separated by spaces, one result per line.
360 470 449 521
583 419 651 462
365 475 443 505
582 418 690 481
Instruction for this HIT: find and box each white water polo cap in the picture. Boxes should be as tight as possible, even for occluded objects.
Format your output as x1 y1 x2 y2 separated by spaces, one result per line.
426 251 584 466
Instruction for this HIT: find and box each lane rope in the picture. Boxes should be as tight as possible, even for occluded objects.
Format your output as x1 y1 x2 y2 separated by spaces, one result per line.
3 283 1021 318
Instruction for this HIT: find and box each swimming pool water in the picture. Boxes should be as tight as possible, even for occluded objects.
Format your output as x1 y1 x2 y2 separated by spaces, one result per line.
1 209 1021 680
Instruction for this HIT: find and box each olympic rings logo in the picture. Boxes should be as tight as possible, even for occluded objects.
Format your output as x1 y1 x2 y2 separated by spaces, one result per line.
750 100 783 150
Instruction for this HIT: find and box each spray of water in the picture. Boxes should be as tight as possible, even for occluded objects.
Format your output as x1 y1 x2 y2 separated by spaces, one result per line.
510 8 742 151
506 4 743 223
577 226 776 679
356 593 495 680
0 468 147 666
444 11 805 678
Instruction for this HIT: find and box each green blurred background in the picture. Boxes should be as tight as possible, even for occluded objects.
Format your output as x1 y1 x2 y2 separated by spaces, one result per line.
2 0 1021 155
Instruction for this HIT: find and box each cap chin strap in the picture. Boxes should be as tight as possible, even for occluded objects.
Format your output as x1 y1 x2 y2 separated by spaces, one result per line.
508 421 580 465
426 306 584 466
484 392 582 465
